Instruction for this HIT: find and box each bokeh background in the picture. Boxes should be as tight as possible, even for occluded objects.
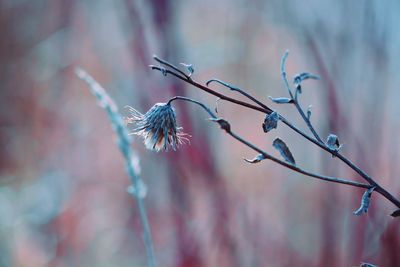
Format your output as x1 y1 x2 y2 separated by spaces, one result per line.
1 0 400 266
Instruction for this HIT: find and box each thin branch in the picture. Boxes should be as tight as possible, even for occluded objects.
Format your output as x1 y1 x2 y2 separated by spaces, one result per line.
76 68 156 267
280 50 294 98
151 57 336 152
206 79 273 112
280 51 324 143
151 57 325 150
204 78 328 150
230 131 370 189
149 65 187 80
168 96 370 189
150 56 400 210
168 96 215 118
153 55 191 80
151 60 272 113
294 89 324 143
279 53 400 207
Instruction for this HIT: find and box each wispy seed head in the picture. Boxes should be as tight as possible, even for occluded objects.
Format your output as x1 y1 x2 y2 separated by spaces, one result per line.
125 103 189 152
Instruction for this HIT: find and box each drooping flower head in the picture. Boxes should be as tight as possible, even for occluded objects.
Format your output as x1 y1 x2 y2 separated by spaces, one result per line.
125 103 189 152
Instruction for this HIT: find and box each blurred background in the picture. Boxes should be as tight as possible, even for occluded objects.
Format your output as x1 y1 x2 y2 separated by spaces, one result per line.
1 0 400 266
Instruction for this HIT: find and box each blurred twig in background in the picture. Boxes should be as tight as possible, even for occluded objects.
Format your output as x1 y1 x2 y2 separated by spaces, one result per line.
75 68 156 267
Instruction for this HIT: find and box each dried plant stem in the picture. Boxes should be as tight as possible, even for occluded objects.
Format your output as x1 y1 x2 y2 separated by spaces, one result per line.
168 96 370 189
280 52 400 209
150 65 273 113
76 68 156 267
280 51 324 143
152 56 400 211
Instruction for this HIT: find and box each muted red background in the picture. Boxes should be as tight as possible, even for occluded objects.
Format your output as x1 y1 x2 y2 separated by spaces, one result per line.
0 1 399 266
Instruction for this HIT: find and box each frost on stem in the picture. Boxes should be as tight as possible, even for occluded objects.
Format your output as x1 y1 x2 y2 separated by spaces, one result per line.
125 103 190 152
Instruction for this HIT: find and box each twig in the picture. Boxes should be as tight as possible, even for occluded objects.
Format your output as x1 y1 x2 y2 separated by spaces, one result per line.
206 79 272 112
280 50 294 98
280 52 400 209
168 96 370 189
76 68 156 267
153 55 191 80
152 57 324 150
151 57 273 113
150 56 400 211
280 51 324 143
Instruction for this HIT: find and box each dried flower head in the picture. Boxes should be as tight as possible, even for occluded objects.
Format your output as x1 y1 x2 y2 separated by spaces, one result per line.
125 103 189 152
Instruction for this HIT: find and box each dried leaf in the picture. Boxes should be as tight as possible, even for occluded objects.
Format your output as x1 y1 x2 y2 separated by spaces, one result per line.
268 96 294 104
326 134 342 152
262 111 279 133
353 187 376 216
244 154 266 164
209 118 231 133
390 209 400 217
272 138 296 165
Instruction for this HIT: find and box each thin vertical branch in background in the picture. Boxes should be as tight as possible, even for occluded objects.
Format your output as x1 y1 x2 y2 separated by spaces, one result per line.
280 51 324 144
75 68 156 267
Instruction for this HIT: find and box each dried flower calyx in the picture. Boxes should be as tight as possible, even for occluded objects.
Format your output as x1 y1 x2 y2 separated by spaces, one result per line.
125 103 189 152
